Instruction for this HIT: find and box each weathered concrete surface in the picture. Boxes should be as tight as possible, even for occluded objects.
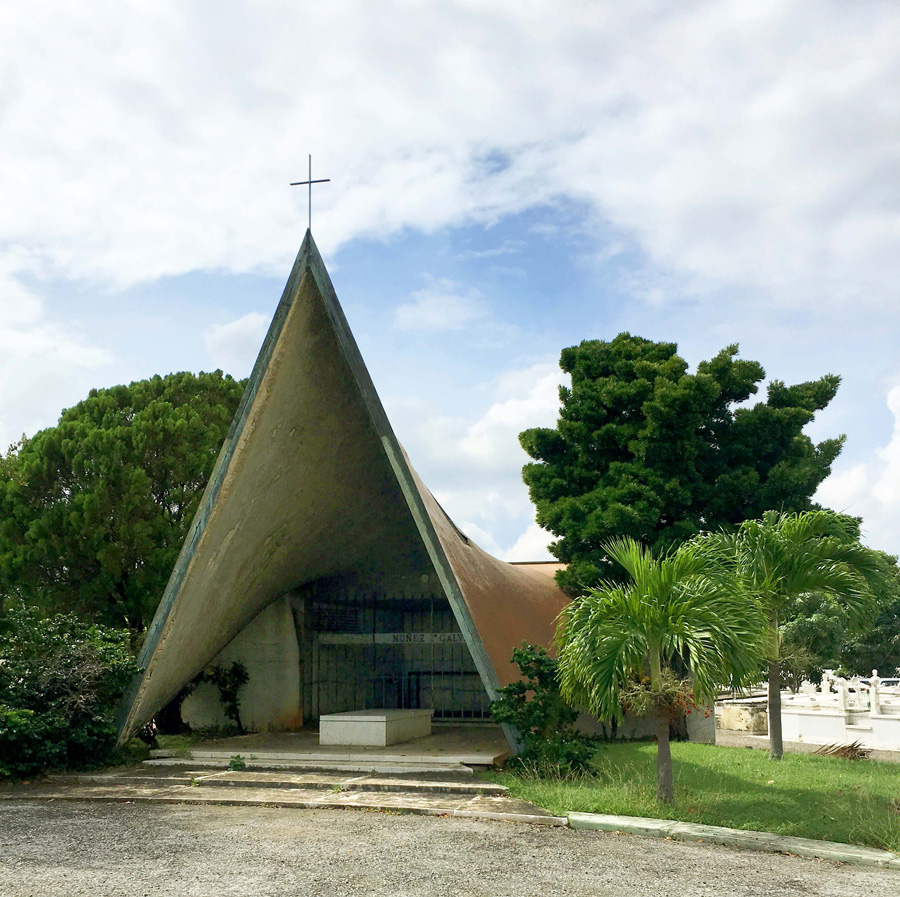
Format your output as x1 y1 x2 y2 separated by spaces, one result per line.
0 767 562 825
182 595 301 732
147 723 510 768
719 701 769 734
2 801 899 896
120 239 442 740
402 455 570 690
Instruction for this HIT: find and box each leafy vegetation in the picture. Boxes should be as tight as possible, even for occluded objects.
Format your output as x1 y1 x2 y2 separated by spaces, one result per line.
519 334 843 595
490 741 900 852
838 555 900 677
490 643 593 774
699 510 884 759
555 537 762 802
0 371 245 632
776 555 900 689
200 661 250 734
0 605 139 778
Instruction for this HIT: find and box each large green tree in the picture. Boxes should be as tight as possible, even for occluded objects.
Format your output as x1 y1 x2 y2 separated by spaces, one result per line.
0 371 245 632
520 334 844 594
556 537 762 803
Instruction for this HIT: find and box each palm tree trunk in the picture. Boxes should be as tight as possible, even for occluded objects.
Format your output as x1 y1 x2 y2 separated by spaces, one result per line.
648 646 674 803
768 659 783 760
655 713 674 803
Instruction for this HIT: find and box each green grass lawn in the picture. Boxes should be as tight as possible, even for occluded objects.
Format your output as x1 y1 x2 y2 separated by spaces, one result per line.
490 741 900 852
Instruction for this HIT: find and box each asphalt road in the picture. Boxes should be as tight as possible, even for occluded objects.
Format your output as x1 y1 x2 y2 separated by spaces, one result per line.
0 800 897 896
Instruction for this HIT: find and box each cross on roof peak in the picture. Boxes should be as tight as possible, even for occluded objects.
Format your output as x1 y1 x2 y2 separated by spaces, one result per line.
290 155 330 230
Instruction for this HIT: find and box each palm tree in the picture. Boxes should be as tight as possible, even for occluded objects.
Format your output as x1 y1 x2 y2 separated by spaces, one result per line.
555 537 763 803
702 510 881 760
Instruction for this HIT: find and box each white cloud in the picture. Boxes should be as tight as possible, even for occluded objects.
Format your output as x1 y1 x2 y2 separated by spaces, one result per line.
204 312 269 378
816 383 900 555
389 359 564 557
459 363 562 465
457 240 524 260
397 360 562 475
0 0 897 313
456 520 505 559
873 385 900 508
0 267 113 451
815 463 870 516
504 521 555 562
394 281 487 333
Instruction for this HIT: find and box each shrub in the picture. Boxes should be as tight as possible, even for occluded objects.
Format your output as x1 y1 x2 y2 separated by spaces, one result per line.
491 643 594 775
0 605 140 778
200 662 249 734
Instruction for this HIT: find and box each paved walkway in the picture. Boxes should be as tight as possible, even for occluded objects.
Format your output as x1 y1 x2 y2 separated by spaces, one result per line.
1 800 897 896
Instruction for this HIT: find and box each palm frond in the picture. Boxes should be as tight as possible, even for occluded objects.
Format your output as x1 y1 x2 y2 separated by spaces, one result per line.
556 536 766 717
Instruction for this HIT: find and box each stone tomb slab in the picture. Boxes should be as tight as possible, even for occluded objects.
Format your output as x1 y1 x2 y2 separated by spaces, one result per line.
319 709 434 746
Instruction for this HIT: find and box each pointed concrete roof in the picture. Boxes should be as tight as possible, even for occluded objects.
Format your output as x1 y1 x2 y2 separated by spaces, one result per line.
117 232 569 744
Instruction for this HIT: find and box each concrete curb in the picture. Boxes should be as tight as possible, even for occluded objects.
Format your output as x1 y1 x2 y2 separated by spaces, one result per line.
567 812 900 869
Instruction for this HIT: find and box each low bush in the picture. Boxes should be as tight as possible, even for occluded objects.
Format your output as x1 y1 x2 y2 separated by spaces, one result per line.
491 643 594 775
200 661 249 734
0 605 139 778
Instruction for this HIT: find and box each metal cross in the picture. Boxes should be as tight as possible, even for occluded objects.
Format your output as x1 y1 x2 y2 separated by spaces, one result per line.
290 155 331 230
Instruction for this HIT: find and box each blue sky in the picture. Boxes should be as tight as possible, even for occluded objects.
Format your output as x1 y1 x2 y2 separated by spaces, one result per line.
3 1 900 560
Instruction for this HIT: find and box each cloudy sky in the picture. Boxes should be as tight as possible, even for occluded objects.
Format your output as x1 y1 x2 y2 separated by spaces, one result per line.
3 1 899 561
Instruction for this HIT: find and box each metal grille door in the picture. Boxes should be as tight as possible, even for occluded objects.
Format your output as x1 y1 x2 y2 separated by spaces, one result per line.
304 592 491 720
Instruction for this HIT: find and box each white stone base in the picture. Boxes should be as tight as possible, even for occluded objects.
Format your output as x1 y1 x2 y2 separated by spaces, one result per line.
319 709 434 746
781 707 900 751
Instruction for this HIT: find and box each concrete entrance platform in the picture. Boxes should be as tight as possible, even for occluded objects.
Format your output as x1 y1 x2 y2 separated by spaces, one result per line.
147 723 509 772
0 765 564 826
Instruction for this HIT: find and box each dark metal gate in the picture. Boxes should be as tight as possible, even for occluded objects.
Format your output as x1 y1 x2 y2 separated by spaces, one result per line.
303 592 491 720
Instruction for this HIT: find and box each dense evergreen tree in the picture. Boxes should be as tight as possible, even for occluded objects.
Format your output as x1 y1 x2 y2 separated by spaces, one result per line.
520 334 844 594
0 371 245 631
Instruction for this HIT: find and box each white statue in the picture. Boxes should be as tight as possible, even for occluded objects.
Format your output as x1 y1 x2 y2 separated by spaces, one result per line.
835 676 849 711
870 669 881 716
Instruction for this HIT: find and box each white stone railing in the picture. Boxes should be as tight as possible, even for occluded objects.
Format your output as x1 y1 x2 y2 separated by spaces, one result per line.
779 674 900 750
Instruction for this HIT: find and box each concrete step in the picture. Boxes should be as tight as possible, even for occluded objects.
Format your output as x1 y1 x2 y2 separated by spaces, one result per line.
148 748 498 769
11 772 563 826
143 757 473 774
53 768 505 796
153 783 564 824
187 769 507 795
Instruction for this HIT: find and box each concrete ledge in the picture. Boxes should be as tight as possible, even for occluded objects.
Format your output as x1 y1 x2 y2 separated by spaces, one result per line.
453 809 568 826
567 812 900 869
143 758 474 774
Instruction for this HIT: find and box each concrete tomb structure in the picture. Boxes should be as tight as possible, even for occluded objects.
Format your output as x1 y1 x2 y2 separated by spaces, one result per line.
116 231 569 751
319 709 435 747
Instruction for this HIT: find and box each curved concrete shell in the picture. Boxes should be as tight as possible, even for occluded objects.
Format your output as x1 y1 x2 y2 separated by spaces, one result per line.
117 232 569 747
